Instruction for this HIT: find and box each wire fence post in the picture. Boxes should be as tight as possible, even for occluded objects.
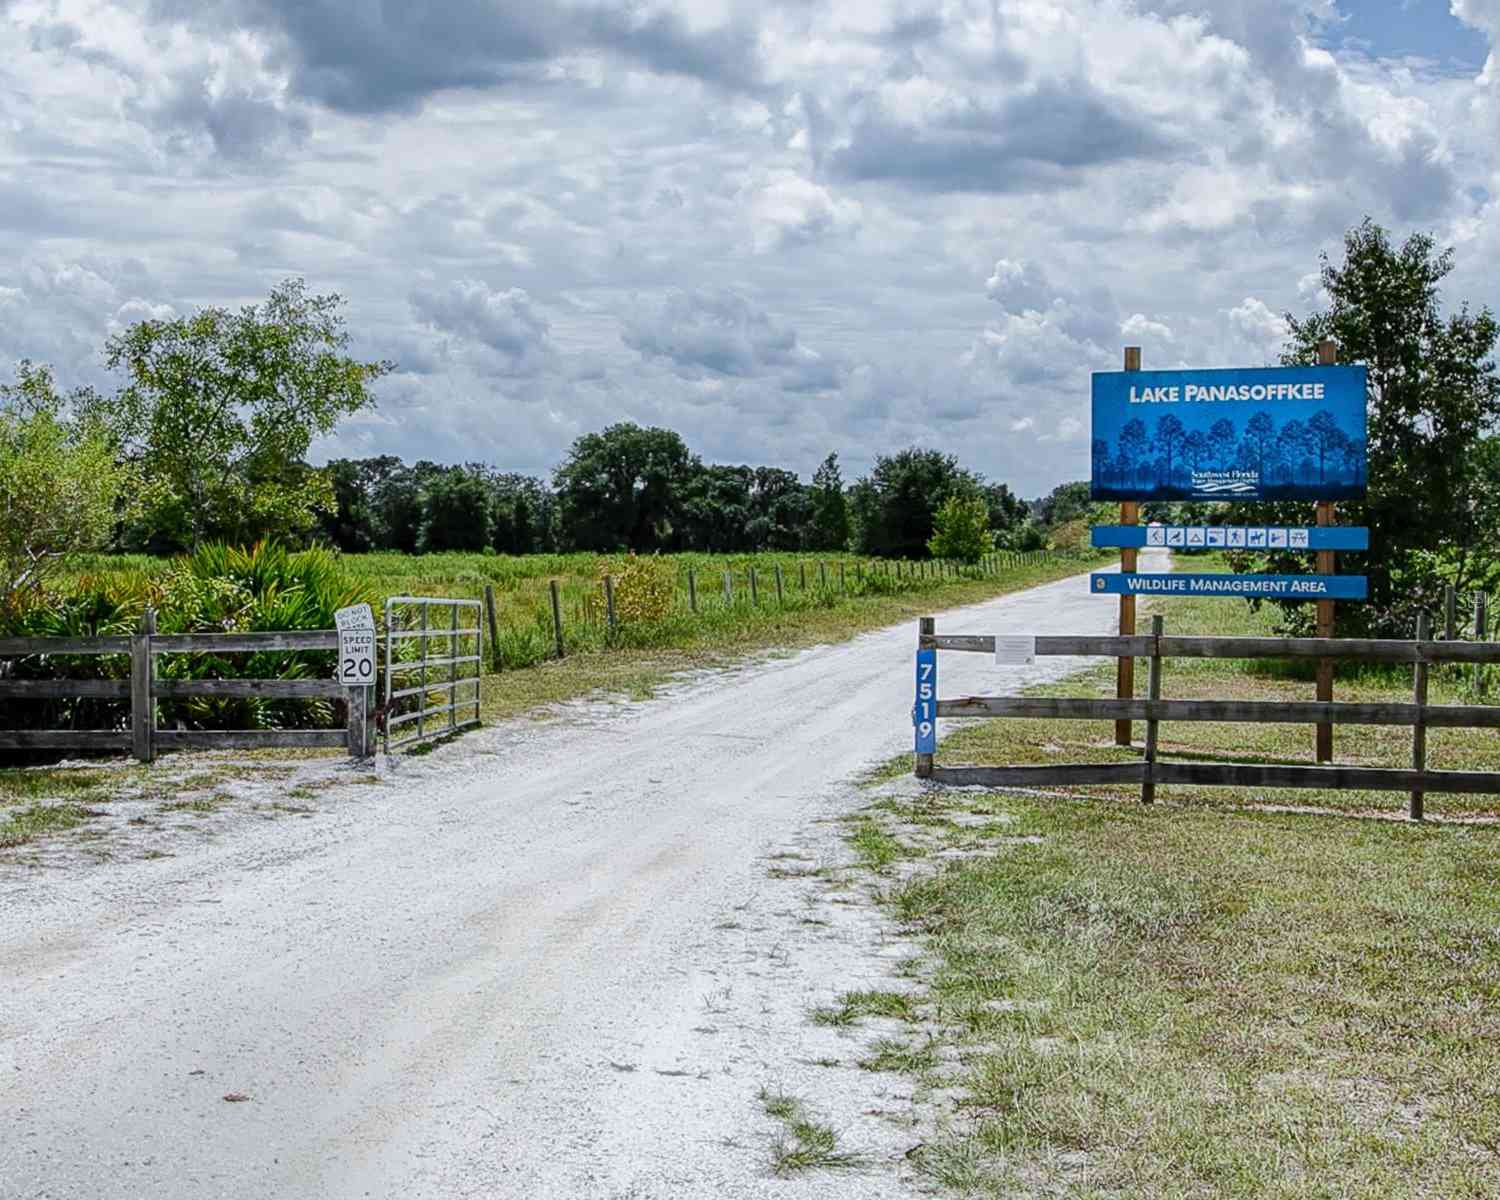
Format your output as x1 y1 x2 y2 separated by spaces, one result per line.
1142 615 1164 805
723 570 733 607
604 574 617 637
749 566 758 606
688 567 697 613
799 561 807 590
775 564 784 605
483 584 501 672
550 580 565 658
1411 612 1430 821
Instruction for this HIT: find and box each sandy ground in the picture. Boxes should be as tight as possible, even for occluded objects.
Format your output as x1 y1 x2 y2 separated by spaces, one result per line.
1 555 1161 1199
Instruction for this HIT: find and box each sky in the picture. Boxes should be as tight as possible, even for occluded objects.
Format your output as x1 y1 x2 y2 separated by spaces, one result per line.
2 0 1499 498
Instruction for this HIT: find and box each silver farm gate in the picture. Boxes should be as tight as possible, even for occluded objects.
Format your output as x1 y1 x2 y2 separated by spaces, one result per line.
382 597 483 753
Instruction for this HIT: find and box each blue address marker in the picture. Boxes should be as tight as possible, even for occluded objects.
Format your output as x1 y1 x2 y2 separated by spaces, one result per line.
1091 573 1368 601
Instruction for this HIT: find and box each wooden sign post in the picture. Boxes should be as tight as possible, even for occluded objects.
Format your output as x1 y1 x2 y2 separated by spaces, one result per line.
1116 346 1142 746
1315 339 1338 762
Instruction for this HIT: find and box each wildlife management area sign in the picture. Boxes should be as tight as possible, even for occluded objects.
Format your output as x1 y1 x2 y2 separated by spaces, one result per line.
1090 365 1368 503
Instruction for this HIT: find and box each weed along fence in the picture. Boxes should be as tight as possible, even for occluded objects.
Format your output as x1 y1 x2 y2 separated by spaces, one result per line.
382 597 483 752
914 615 1500 819
0 615 368 762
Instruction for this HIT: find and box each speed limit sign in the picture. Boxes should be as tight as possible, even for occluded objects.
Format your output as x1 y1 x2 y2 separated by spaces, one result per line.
334 604 376 686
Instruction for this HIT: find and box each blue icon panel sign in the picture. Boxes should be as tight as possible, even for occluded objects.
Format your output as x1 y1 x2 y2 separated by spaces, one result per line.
1092 525 1370 551
1091 573 1368 601
914 648 937 754
1091 365 1368 503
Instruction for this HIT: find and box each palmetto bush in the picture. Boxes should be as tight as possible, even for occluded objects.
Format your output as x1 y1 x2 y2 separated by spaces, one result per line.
0 540 376 738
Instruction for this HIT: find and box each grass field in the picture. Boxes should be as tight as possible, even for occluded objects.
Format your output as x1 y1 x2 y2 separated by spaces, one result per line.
838 559 1500 1196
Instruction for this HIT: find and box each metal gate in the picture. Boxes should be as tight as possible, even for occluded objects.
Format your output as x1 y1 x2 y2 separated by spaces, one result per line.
383 596 483 753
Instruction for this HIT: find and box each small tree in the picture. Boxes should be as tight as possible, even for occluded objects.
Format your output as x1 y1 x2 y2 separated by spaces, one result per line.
0 363 140 610
807 452 851 550
927 494 993 564
95 278 393 548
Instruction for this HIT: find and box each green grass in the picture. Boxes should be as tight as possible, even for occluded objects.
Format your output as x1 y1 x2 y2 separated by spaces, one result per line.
810 989 921 1027
758 1088 866 1176
865 798 1500 1197
0 802 97 847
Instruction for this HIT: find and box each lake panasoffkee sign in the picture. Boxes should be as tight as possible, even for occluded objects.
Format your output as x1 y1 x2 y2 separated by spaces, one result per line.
1090 365 1368 503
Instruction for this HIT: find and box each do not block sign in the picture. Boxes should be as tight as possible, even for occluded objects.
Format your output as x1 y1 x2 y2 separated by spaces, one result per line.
335 604 376 686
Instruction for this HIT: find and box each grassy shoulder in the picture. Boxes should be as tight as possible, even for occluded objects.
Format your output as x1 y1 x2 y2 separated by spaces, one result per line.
845 790 1500 1197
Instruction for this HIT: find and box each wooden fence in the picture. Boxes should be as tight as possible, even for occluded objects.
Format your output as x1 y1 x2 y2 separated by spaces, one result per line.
0 613 369 762
916 614 1500 819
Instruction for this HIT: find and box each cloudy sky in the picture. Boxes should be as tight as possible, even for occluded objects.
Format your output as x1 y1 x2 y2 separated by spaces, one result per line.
2 0 1498 496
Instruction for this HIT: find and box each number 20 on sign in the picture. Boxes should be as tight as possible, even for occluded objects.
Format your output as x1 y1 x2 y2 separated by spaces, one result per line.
914 648 937 754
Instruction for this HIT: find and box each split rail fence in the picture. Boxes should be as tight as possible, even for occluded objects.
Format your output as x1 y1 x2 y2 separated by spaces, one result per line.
916 614 1500 819
0 615 368 762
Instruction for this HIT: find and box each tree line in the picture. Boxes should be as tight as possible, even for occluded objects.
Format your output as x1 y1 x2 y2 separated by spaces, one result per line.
314 432 1052 558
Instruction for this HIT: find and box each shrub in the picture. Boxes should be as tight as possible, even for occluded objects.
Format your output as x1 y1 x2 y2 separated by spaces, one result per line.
587 553 677 626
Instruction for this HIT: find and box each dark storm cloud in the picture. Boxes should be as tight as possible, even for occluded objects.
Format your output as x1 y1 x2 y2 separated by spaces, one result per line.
147 0 763 114
826 81 1181 193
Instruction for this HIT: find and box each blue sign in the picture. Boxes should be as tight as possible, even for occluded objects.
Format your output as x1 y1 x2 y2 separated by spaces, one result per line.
1092 525 1370 551
1091 365 1367 502
1091 573 1368 600
914 648 937 754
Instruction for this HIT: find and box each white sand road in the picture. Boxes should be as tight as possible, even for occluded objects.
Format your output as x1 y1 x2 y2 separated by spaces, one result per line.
1 556 1161 1199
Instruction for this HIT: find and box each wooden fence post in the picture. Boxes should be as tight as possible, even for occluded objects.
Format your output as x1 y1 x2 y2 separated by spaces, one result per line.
839 561 846 592
916 617 935 779
604 575 617 636
775 564 784 604
723 570 733 606
1116 350 1141 748
483 584 501 672
1476 592 1488 695
749 567 759 606
688 567 697 613
131 607 156 764
1411 612 1430 821
1142 615 1164 805
820 561 829 591
550 580 565 658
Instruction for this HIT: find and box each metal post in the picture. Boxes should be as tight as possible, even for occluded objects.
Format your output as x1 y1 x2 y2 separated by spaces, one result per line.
550 580 564 658
1445 585 1457 641
383 598 394 754
1116 346 1142 748
418 604 429 742
1142 615 1163 804
448 604 459 734
1411 612 1430 821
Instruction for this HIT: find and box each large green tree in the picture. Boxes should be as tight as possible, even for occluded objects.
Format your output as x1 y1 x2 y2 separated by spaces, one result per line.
807 452 851 550
1232 220 1500 635
554 423 700 551
93 278 393 549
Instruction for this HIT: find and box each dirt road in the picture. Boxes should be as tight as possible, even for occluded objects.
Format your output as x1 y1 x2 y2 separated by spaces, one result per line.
1 558 1159 1198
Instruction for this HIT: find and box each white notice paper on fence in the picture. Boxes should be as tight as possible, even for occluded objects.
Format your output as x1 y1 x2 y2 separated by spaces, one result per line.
994 635 1036 666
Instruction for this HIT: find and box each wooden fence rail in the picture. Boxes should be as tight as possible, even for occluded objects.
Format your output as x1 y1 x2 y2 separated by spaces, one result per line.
0 616 369 761
917 616 1500 819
